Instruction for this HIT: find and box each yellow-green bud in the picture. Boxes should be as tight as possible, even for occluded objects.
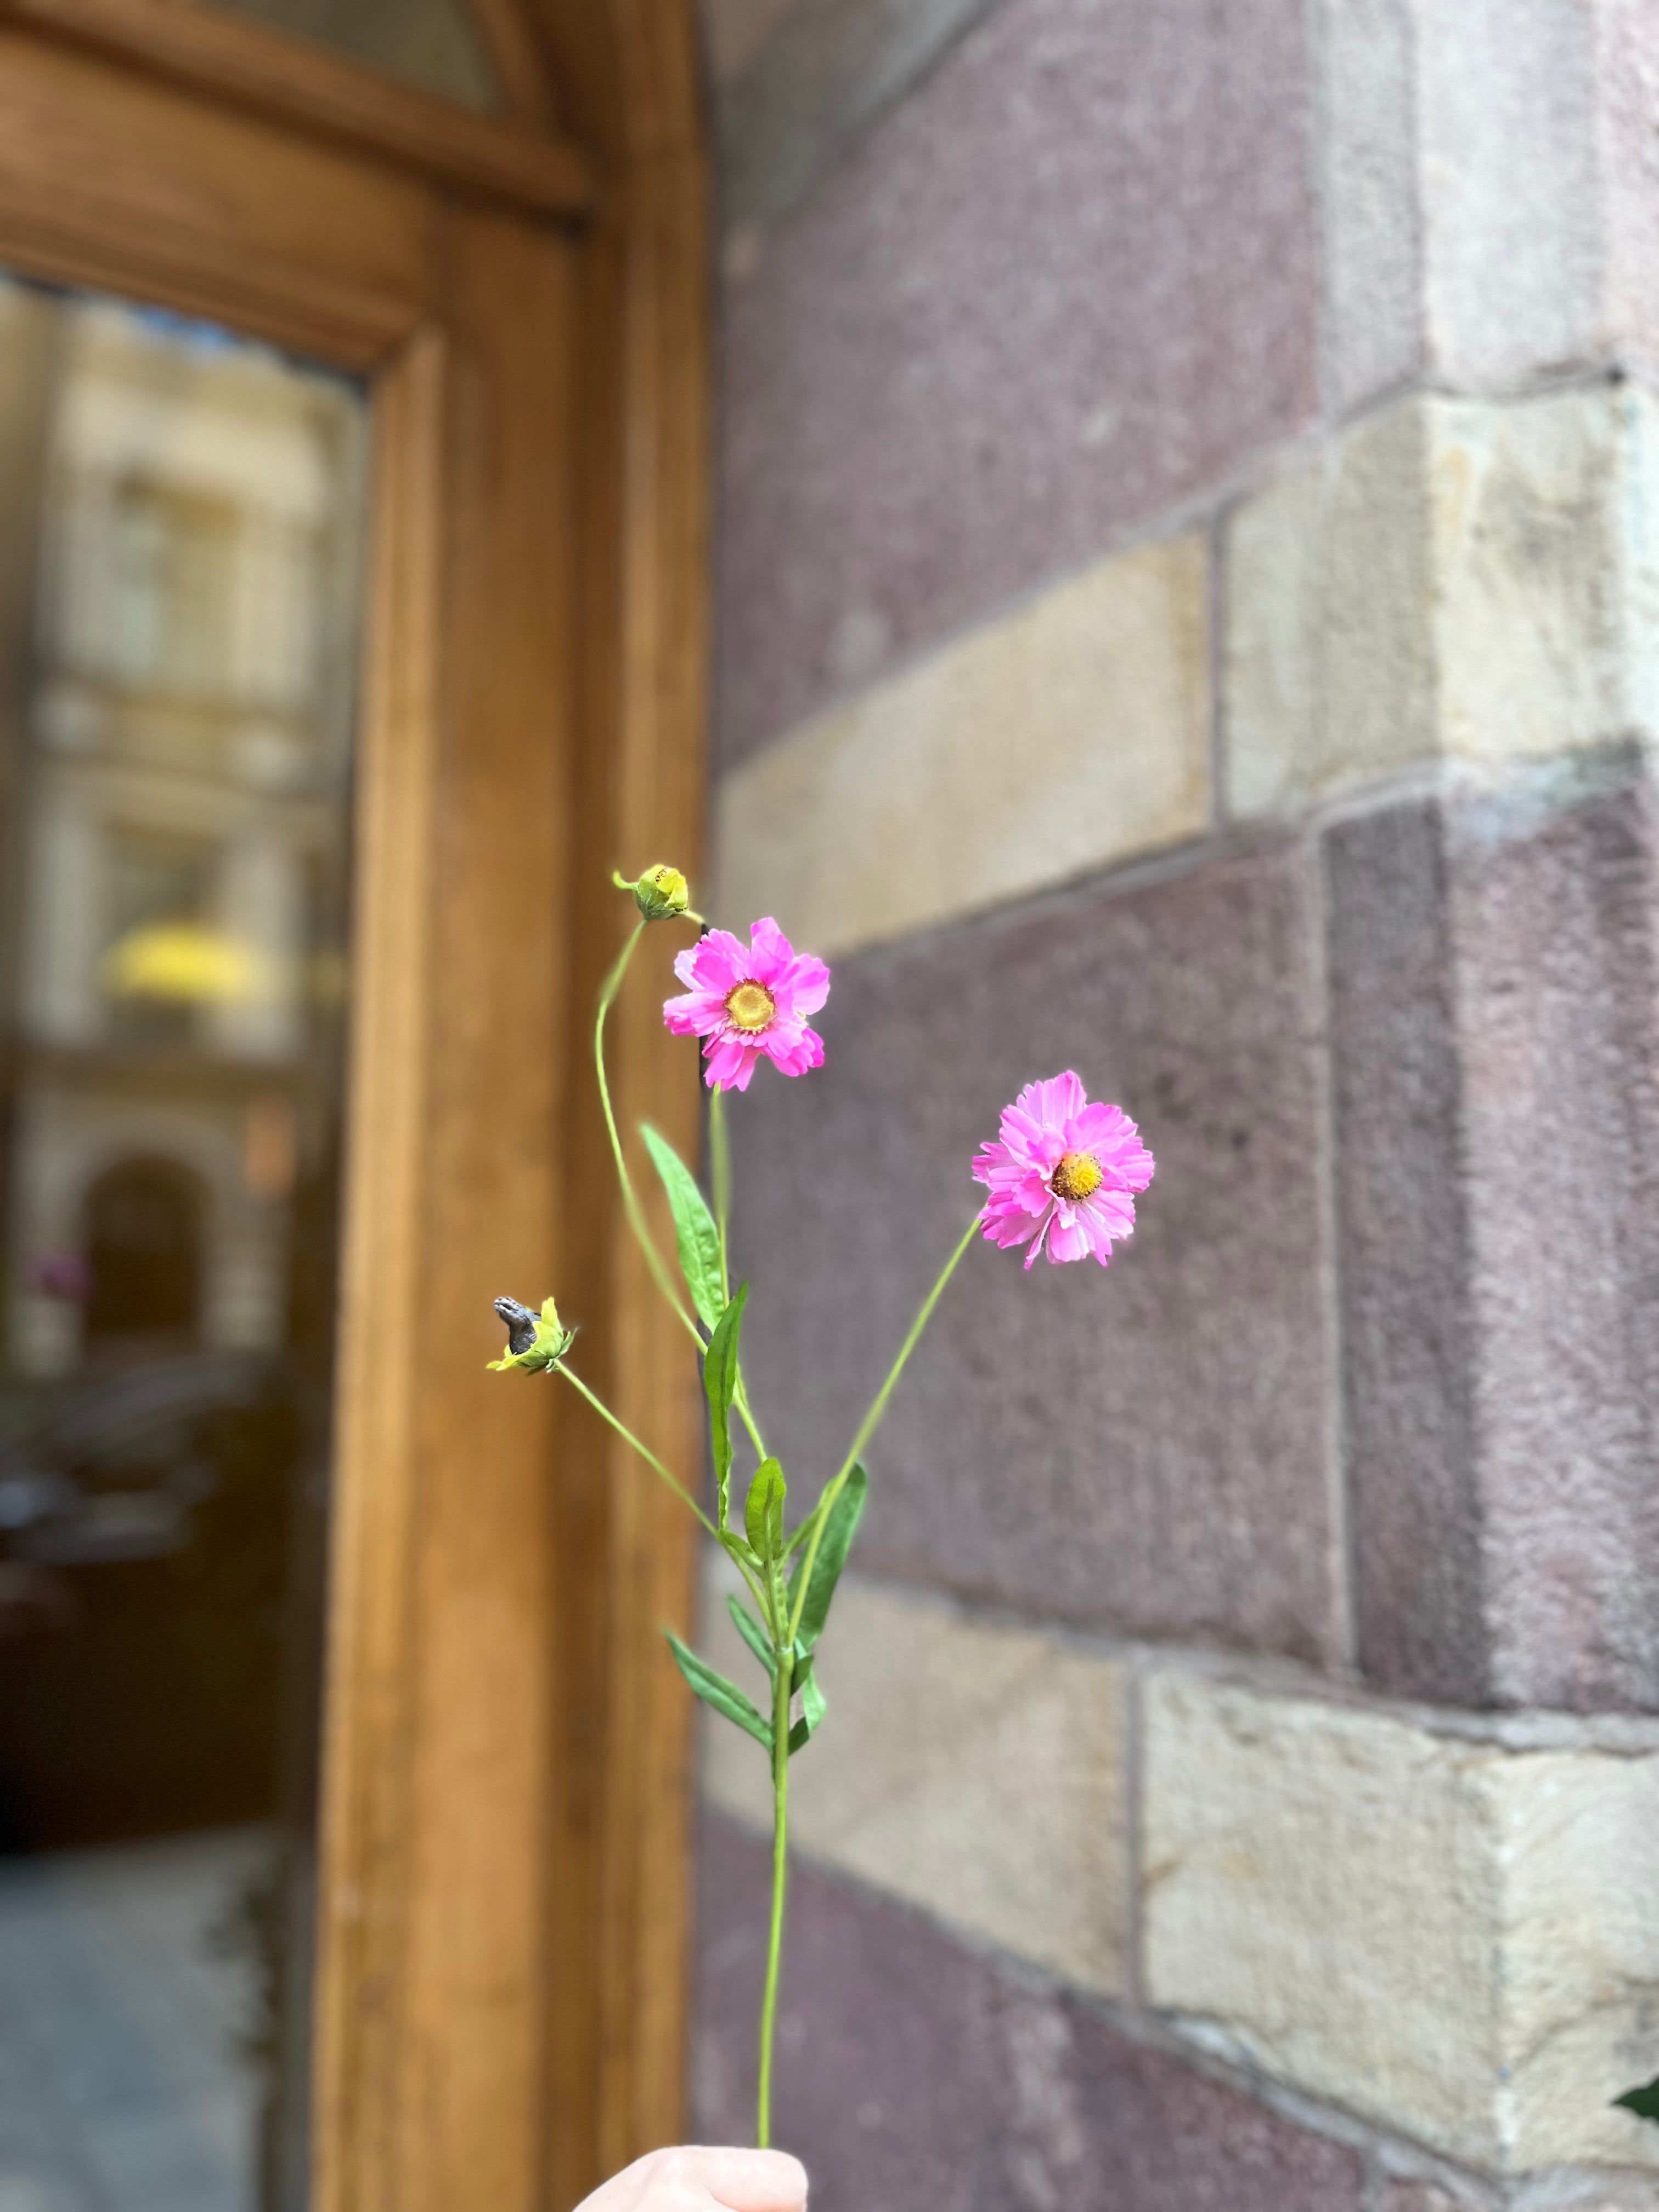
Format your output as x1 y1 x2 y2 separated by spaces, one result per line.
614 864 690 922
488 1294 575 1374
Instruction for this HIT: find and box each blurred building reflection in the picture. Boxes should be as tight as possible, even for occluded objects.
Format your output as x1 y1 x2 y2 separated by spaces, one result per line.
0 275 365 2212
0 280 362 1384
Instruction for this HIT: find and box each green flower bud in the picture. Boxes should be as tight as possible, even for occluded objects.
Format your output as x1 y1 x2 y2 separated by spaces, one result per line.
488 1294 575 1374
614 864 691 922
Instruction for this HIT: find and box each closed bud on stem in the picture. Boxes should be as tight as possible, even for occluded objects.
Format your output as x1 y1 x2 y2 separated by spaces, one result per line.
488 1294 576 1373
613 864 693 922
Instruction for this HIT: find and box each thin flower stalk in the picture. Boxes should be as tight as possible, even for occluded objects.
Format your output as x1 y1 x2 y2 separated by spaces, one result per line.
785 1212 980 1647
594 916 769 1462
489 872 1156 2163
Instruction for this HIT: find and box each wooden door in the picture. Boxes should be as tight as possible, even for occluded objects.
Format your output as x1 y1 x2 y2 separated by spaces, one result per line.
0 7 709 2207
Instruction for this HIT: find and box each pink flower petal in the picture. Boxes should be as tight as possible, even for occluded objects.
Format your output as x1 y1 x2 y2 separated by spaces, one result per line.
973 1071 1155 1270
701 1034 751 1091
1046 1214 1094 1265
662 916 833 1092
746 916 794 983
781 953 831 1017
768 1026 826 1077
687 929 749 992
663 989 727 1037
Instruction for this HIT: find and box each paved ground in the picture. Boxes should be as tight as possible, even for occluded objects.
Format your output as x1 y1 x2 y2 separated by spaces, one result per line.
0 1828 270 2212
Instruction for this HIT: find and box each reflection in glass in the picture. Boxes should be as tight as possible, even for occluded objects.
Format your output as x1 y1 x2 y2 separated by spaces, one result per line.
211 0 500 112
0 275 366 2212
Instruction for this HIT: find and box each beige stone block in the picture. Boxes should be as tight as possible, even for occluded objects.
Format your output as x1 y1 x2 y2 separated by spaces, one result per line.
699 1557 1129 1993
1225 387 1659 820
1142 1669 1659 2174
1495 1751 1659 2171
1431 391 1630 761
1143 1671 1504 2164
713 533 1211 957
1224 400 1432 817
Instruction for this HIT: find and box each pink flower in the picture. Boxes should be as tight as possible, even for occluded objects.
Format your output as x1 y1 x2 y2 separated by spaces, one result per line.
973 1071 1154 1270
663 917 831 1092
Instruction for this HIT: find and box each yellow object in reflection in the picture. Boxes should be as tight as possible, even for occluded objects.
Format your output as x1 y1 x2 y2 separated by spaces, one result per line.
100 920 266 1004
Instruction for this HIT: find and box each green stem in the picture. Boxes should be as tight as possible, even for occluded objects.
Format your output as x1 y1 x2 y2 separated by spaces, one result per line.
596 923 705 1352
555 1363 715 1539
710 1084 733 1305
556 1364 772 1620
757 1641 793 2148
786 1214 981 1647
594 919 769 1464
709 1086 771 1463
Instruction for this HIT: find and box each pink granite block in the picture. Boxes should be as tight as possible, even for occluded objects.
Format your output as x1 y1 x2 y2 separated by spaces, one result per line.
715 0 1320 764
723 838 1339 1663
693 1812 1368 2212
1329 751 1659 1710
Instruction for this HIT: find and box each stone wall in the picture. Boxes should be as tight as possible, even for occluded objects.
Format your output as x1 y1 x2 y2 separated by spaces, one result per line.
689 3 1659 2205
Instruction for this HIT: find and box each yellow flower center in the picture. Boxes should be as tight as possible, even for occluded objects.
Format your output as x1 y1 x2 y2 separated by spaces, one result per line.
725 979 776 1032
1051 1150 1103 1203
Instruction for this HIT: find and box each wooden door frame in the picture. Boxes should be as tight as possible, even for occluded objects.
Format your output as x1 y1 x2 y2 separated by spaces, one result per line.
0 6 710 2206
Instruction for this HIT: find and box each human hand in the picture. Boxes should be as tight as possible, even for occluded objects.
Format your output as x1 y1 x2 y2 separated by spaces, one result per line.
574 2147 807 2212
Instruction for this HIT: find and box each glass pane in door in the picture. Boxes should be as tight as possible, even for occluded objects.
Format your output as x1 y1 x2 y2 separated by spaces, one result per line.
0 273 367 2212
210 0 500 111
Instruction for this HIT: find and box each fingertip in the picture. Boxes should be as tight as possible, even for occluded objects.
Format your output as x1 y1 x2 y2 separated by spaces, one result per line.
767 2148 808 2207
694 2143 808 2211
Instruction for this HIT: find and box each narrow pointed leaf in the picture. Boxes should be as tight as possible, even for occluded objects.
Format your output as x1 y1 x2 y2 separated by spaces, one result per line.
703 1284 748 1529
718 1529 762 1575
788 1669 828 1756
726 1593 776 1679
1615 2079 1659 2125
641 1124 724 1331
744 1456 787 1565
663 1628 772 1751
787 1463 868 1651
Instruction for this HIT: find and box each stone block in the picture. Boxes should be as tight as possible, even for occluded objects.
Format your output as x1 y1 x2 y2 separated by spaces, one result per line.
1414 0 1604 390
1143 1671 1504 2165
1316 0 1659 397
1447 758 1659 1710
1311 0 1659 404
1496 1752 1659 2170
698 1560 1128 1991
1313 0 1425 413
723 838 1341 1664
1599 0 1659 385
693 1810 1368 2212
714 533 1212 956
1224 400 1432 819
1141 1669 1659 2172
715 0 1318 764
1380 2186 1496 2212
1431 391 1639 761
1325 798 1486 1705
1329 757 1659 1709
714 0 998 235
1226 388 1658 821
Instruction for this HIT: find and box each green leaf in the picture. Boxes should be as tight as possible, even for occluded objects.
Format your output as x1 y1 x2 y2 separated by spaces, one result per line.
703 1284 748 1528
786 1463 868 1651
788 1669 827 1756
641 1124 724 1331
663 1628 772 1751
717 1529 762 1575
724 1596 814 1697
1615 2078 1659 2125
726 1593 775 1677
744 1457 787 1565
